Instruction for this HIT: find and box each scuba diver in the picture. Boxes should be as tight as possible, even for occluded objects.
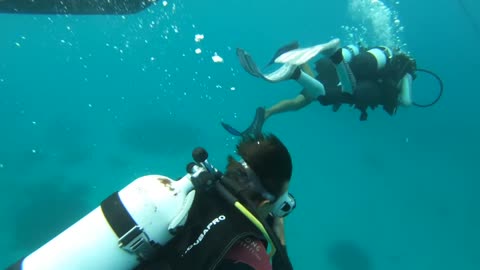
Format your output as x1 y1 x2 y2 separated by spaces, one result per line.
222 38 443 137
0 0 156 15
7 133 295 270
136 133 295 270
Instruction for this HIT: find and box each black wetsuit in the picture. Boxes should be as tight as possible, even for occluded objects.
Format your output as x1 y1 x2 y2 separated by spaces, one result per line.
0 0 154 14
315 48 416 120
136 188 292 270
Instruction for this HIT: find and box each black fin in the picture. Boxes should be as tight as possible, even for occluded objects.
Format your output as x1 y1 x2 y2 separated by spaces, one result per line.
242 107 266 137
221 108 266 138
221 122 243 136
237 48 264 78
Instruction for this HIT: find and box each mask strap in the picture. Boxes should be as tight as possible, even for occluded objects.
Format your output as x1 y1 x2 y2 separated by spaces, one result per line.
240 160 276 202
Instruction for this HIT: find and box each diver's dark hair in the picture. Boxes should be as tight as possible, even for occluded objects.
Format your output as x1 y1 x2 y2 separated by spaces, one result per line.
225 133 292 199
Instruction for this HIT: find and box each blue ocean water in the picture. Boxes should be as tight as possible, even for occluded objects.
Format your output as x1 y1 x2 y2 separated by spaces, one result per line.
0 0 479 269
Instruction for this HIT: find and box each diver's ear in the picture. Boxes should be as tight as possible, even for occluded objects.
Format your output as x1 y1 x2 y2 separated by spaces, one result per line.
258 199 272 208
256 199 274 218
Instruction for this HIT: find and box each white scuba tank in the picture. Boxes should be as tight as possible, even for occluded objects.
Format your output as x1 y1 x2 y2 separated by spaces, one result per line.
8 172 200 270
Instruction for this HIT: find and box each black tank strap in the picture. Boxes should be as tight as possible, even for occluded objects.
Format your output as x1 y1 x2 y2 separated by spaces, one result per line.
101 192 137 238
101 192 156 260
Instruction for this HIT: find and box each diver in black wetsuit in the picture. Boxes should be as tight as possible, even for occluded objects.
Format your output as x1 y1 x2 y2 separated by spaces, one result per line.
221 38 439 138
0 0 156 15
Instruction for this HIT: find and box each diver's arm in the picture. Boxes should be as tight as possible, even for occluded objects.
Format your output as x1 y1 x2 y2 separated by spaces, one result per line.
264 94 311 120
272 245 292 270
272 218 286 246
0 0 156 15
397 73 413 107
391 52 416 107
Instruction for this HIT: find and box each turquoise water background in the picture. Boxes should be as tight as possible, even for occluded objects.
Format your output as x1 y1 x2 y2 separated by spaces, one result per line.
1 0 479 269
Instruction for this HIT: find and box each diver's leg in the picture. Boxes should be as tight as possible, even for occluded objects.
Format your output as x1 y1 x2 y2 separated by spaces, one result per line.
397 73 413 106
262 60 321 118
225 93 312 137
222 63 322 137
292 67 327 97
265 94 312 120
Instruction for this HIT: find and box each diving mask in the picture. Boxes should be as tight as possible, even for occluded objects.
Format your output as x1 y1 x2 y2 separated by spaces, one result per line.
270 192 296 218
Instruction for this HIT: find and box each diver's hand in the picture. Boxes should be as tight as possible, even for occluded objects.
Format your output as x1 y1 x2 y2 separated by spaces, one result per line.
272 217 286 246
